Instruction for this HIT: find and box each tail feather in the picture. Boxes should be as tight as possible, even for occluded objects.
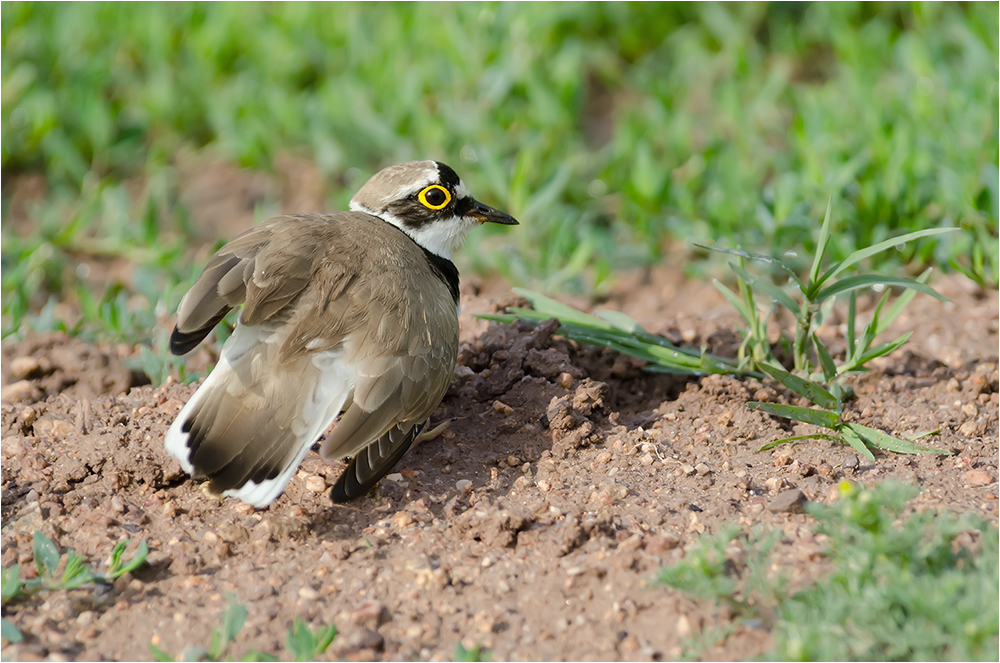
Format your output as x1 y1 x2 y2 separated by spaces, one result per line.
164 325 352 507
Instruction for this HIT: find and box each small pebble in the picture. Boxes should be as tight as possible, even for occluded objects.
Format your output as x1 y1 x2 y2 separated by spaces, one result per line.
966 470 994 487
305 475 327 493
768 489 808 513
493 401 514 414
456 479 473 494
1 380 36 403
10 356 41 379
843 454 859 470
959 421 980 437
18 406 37 426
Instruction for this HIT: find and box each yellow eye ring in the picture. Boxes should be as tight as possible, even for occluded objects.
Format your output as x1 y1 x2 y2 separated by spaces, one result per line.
418 185 451 210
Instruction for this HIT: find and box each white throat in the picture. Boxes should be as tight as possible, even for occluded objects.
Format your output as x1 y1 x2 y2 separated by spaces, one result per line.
350 202 475 261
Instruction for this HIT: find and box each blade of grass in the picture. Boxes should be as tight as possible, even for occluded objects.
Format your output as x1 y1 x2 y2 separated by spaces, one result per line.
695 243 805 291
816 275 949 304
842 333 912 374
903 428 941 440
873 269 930 336
846 291 857 362
713 279 758 329
33 532 60 577
838 424 877 460
822 228 959 283
808 197 834 289
758 362 840 410
2 618 23 643
845 422 950 454
746 402 841 428
513 288 612 329
813 334 838 384
730 263 801 316
757 433 844 452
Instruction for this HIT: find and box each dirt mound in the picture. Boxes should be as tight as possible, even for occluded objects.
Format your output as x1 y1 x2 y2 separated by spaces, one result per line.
1 273 997 661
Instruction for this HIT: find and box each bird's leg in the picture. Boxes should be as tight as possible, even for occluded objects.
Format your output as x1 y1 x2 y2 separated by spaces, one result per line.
200 482 226 504
412 418 462 448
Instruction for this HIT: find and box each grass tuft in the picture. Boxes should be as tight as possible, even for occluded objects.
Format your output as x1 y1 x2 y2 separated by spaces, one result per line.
659 481 1000 661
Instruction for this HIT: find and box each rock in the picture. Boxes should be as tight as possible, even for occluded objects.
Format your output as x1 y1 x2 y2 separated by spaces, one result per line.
645 534 681 553
842 454 859 470
336 627 384 654
456 479 473 494
959 421 982 437
492 400 514 414
764 477 783 493
695 462 710 476
966 470 994 487
305 475 327 493
348 600 389 629
676 614 693 637
768 489 808 514
9 356 41 380
33 418 75 441
1 381 38 404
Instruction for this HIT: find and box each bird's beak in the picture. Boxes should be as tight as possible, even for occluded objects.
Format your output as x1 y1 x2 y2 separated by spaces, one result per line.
468 200 519 225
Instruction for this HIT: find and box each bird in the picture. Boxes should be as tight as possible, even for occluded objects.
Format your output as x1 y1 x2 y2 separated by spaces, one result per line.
163 160 518 506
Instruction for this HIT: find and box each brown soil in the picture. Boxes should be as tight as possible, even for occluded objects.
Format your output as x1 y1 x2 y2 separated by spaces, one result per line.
1 272 997 662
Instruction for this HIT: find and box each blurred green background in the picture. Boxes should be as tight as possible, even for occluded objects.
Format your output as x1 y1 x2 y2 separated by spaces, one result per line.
2 2 998 353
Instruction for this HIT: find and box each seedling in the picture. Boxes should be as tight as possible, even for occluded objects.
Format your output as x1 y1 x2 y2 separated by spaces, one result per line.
1 532 147 604
148 595 337 662
455 642 491 662
697 201 956 457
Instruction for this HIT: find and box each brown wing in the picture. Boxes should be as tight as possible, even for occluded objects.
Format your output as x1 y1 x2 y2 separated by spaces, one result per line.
168 212 458 502
170 215 333 354
292 219 460 461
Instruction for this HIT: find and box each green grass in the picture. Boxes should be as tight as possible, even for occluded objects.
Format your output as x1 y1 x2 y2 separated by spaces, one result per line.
148 594 338 662
1 532 148 645
2 3 998 348
486 206 957 461
658 481 999 661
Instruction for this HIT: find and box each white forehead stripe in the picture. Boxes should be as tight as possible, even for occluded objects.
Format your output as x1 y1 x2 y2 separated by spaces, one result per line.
383 164 439 204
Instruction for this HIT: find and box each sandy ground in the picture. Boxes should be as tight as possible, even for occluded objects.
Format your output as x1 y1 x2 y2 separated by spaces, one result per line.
1 270 997 662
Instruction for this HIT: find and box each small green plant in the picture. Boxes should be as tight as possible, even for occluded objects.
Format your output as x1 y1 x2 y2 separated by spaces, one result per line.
658 481 1000 661
697 201 955 375
488 205 958 459
1 532 147 604
1 617 23 643
149 594 337 662
696 202 955 457
455 642 491 662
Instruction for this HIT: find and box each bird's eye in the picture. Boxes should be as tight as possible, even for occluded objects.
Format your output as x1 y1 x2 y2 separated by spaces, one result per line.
418 185 451 210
